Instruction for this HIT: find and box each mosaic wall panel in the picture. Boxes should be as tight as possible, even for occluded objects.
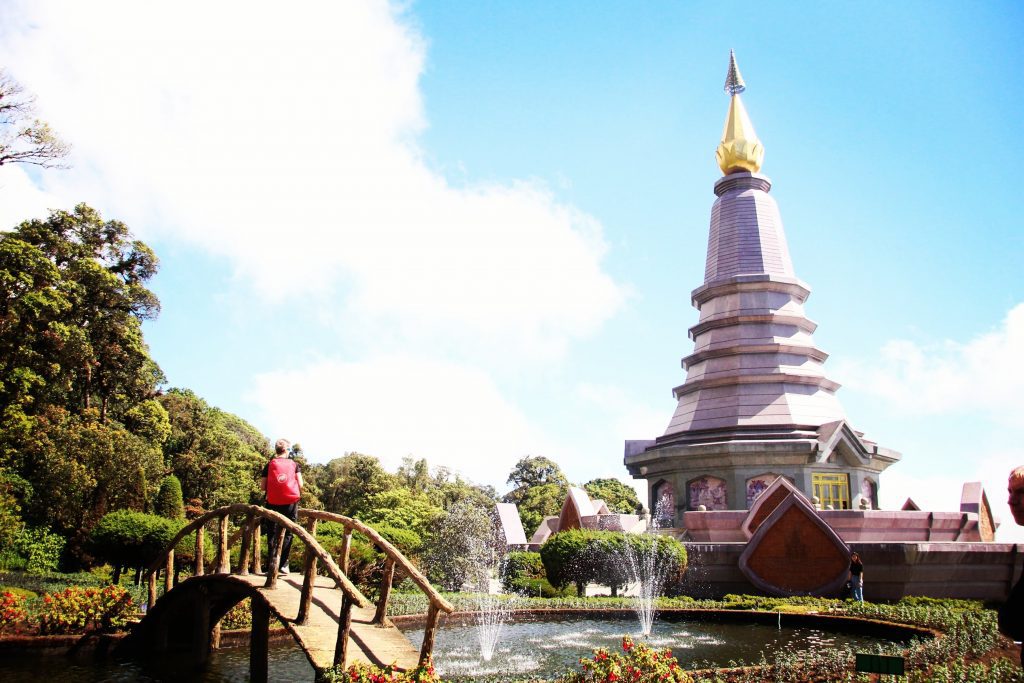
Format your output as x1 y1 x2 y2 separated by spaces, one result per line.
689 476 728 510
746 474 782 508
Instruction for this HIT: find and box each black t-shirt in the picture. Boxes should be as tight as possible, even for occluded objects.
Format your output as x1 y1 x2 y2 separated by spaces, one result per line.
1000 574 1024 641
850 561 863 577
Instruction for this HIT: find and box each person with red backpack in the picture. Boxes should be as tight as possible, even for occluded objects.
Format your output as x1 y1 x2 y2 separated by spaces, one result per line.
260 439 303 575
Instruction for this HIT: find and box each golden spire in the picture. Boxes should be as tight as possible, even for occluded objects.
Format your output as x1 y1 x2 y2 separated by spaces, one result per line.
716 50 764 175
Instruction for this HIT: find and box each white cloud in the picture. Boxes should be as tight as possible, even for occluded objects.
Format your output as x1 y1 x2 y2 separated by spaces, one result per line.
0 165 59 230
835 303 1024 427
835 304 1024 541
247 355 554 489
879 452 1024 543
0 0 625 361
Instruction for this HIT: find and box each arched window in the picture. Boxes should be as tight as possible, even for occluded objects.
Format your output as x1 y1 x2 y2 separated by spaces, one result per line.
651 480 675 527
860 478 877 509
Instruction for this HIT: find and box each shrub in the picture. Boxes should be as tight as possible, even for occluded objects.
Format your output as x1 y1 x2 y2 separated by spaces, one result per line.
0 473 24 561
540 530 686 596
37 585 134 634
88 509 182 580
0 590 28 633
220 598 252 630
154 475 185 520
13 526 65 574
502 551 545 589
897 595 983 612
0 586 36 599
500 551 574 597
375 524 423 558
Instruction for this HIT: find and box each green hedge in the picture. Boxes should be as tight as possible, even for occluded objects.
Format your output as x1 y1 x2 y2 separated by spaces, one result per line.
88 510 181 575
539 529 686 596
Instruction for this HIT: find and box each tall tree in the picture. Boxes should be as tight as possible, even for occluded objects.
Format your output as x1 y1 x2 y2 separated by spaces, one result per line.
158 388 270 514
503 455 571 536
306 453 396 518
505 455 569 494
20 406 164 563
0 204 162 423
0 69 70 168
584 478 641 514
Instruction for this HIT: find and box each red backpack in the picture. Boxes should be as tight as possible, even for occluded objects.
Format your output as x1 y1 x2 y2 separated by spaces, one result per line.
266 457 301 505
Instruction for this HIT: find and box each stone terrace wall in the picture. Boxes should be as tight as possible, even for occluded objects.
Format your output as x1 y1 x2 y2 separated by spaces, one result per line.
677 542 1023 601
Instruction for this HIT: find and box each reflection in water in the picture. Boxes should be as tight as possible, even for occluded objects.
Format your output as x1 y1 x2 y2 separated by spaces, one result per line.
0 642 315 682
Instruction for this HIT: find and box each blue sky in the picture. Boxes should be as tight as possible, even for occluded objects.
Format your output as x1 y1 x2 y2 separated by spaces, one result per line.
1 1 1022 537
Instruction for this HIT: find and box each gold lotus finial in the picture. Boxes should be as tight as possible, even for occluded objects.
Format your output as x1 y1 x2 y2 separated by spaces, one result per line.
716 50 764 175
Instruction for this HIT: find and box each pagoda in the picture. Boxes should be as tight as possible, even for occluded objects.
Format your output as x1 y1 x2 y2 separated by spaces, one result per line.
625 52 900 525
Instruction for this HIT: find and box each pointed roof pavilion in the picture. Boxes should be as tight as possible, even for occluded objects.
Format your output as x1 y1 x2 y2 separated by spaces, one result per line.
625 53 899 518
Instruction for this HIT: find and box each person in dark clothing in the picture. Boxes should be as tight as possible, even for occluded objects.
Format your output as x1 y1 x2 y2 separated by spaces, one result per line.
260 439 303 575
999 466 1024 666
848 552 864 602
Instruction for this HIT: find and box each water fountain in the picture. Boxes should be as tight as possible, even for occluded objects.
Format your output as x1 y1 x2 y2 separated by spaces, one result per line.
618 498 677 636
461 513 519 663
466 550 518 662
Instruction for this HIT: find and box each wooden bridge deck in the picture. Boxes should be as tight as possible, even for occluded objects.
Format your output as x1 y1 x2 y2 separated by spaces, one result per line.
234 574 420 672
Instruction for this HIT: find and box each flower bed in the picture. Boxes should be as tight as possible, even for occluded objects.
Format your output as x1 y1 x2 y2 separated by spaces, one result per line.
0 585 134 636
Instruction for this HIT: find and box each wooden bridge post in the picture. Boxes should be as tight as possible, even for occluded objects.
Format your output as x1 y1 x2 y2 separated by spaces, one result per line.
373 558 396 624
252 524 262 575
216 515 230 574
195 525 205 576
339 529 352 574
164 550 174 593
238 512 254 576
147 570 157 610
419 602 440 667
297 517 319 625
264 527 286 589
334 593 354 668
250 597 270 683
189 586 212 668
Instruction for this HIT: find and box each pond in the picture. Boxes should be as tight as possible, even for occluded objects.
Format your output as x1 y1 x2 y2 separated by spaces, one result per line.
0 645 316 682
0 611 909 682
402 612 907 682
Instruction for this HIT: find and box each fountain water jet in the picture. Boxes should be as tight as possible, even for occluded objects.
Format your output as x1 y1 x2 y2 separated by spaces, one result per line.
619 498 677 636
462 515 518 662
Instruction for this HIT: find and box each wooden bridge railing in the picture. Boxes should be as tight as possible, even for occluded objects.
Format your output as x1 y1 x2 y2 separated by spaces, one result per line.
298 510 455 663
143 504 454 668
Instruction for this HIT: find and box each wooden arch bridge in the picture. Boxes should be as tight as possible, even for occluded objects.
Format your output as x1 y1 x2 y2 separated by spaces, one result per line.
118 504 454 681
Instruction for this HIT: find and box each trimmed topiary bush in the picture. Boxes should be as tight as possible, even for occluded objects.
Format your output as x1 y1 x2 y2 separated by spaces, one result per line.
540 529 686 596
154 475 185 520
88 509 181 582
